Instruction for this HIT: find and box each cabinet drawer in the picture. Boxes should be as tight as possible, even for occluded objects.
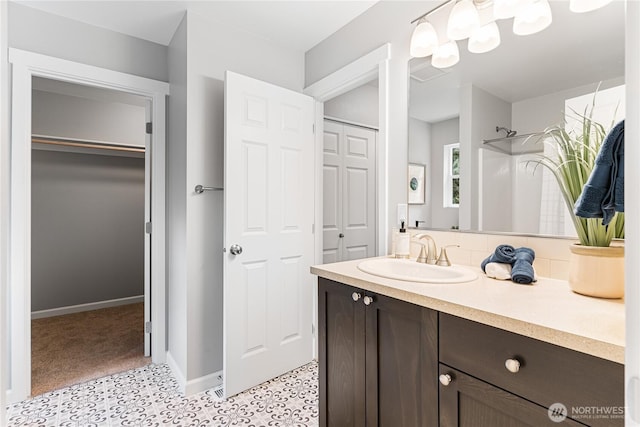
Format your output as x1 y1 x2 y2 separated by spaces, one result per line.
439 313 623 427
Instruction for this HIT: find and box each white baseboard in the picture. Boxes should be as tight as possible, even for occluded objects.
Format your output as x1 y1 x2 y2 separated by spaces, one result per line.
185 369 223 396
165 351 223 397
166 350 186 394
31 295 144 319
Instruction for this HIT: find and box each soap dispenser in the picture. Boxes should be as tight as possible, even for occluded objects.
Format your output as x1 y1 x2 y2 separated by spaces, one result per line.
395 221 410 259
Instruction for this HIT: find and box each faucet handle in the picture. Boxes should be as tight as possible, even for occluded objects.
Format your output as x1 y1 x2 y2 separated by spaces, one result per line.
437 245 459 266
416 245 428 263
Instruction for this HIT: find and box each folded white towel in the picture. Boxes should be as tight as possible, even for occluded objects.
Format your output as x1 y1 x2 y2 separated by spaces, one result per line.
485 262 512 280
485 262 538 281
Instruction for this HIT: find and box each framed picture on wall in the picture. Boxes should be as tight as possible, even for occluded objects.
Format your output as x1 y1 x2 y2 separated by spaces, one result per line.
408 163 426 205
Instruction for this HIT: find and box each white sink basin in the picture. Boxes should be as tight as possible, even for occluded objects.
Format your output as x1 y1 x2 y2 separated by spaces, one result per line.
357 258 478 284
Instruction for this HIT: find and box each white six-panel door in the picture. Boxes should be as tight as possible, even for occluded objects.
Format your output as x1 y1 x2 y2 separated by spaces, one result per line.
224 71 315 397
322 120 376 263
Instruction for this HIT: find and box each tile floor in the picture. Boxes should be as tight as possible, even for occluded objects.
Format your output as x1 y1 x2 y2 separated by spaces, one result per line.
6 361 319 426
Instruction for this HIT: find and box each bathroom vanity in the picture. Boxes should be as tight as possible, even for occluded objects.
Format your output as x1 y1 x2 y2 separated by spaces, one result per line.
312 258 624 427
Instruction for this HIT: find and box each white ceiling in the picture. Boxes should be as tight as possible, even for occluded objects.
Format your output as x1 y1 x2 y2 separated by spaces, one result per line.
15 0 377 51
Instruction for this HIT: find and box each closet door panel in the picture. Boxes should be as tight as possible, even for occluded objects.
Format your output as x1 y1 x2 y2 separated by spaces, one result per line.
322 121 344 263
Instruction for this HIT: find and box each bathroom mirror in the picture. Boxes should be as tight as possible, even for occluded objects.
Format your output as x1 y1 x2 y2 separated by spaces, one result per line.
408 1 625 237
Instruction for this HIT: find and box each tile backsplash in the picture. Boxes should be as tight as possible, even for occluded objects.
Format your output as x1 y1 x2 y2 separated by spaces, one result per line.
407 230 575 281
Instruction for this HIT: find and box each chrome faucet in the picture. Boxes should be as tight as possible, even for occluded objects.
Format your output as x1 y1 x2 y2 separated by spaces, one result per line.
412 233 437 265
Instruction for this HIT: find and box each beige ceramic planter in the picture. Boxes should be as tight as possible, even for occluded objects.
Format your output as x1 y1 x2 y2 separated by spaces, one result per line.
568 243 624 299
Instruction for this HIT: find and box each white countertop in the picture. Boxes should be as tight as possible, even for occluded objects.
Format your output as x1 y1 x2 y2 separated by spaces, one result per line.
311 257 625 364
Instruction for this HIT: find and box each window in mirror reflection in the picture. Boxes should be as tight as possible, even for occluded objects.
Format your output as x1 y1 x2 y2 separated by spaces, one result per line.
444 143 460 207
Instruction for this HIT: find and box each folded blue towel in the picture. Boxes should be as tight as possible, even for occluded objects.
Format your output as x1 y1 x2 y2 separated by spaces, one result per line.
574 120 625 225
511 247 536 285
481 245 516 272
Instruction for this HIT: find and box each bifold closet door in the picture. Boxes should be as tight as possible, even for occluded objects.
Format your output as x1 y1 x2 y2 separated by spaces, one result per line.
322 120 376 263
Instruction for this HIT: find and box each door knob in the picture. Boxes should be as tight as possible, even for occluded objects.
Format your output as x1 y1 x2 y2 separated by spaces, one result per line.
439 373 453 386
229 244 243 255
339 233 344 238
363 295 374 306
352 292 362 302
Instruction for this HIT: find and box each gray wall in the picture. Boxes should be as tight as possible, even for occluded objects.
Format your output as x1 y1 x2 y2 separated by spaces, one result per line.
1 0 9 413
324 83 379 128
430 117 459 230
31 150 144 311
171 8 304 384
408 117 431 228
8 2 168 82
305 2 425 251
32 90 146 146
167 14 188 376
30 81 147 312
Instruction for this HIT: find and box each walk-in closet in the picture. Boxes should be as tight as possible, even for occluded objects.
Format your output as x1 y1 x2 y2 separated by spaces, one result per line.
30 77 150 395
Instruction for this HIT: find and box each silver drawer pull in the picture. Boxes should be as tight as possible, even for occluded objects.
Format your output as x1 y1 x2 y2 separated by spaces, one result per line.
505 358 521 373
439 373 453 386
363 295 374 306
352 292 362 302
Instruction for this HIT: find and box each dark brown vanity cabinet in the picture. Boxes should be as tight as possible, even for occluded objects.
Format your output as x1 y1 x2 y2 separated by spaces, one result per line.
318 278 624 427
317 278 438 427
439 366 584 426
439 313 624 427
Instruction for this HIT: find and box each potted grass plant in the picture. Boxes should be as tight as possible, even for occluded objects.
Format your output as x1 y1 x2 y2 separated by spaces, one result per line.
527 97 624 298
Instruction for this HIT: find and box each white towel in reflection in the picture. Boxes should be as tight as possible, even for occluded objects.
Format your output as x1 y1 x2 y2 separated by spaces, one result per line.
485 262 538 281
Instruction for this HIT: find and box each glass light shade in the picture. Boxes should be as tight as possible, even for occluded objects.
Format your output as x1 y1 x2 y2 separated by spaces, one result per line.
447 0 480 41
493 0 525 19
569 0 613 13
410 20 439 58
432 41 460 68
468 21 501 53
513 0 552 36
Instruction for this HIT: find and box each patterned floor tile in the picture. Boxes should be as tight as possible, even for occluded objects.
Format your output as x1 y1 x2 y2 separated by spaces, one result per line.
6 361 319 427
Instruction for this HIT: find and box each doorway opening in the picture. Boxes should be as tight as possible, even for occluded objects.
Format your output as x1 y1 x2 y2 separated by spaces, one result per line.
29 77 151 395
8 48 168 403
322 76 379 263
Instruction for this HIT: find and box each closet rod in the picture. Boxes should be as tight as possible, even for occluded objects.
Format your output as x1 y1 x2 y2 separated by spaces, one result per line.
32 136 145 154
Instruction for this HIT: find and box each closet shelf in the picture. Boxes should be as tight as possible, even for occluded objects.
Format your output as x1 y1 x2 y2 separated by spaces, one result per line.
32 135 145 154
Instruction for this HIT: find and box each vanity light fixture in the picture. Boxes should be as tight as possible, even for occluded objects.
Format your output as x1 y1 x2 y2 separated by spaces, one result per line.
447 0 481 40
410 19 439 58
468 21 501 53
493 0 524 19
569 0 614 13
513 0 552 36
432 40 460 68
409 0 613 61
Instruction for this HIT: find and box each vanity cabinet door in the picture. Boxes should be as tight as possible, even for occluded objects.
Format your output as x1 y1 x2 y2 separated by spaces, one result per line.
439 365 584 427
318 278 366 427
318 278 439 427
364 291 438 427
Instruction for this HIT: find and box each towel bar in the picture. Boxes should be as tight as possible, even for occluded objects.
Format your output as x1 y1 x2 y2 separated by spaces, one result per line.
195 184 223 194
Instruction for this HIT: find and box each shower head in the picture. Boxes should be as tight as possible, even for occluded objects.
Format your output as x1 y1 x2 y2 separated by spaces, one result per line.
496 126 517 138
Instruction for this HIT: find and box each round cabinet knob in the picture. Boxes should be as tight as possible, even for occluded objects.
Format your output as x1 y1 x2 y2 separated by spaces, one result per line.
229 244 243 255
339 233 344 238
439 373 453 386
352 292 362 302
505 358 521 373
363 295 374 306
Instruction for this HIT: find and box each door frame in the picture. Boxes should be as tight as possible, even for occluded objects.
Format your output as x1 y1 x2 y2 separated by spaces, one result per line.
304 43 390 263
7 48 169 402
303 43 390 357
